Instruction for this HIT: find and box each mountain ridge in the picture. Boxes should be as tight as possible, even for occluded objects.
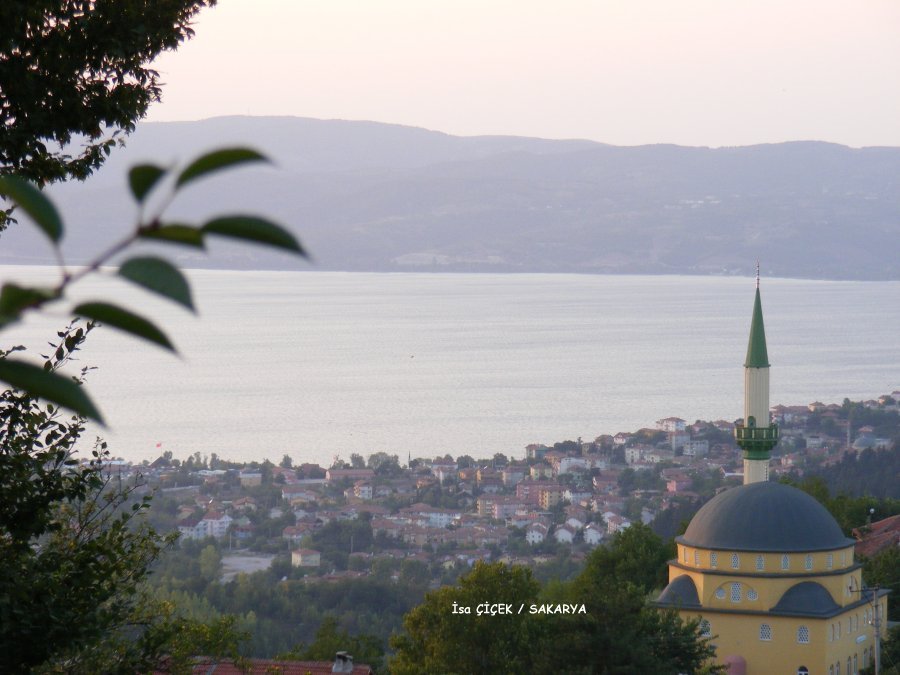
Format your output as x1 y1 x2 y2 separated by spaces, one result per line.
2 116 898 280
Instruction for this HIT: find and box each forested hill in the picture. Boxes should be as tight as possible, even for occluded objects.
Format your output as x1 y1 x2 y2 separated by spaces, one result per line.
5 116 900 280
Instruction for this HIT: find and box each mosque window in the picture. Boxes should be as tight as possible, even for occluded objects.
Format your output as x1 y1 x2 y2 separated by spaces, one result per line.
797 668 809 675
731 553 740 569
853 654 858 674
755 555 764 571
710 552 718 568
804 554 813 570
837 622 841 638
837 661 841 675
847 657 851 675
830 623 834 642
782 554 790 570
826 553 833 569
830 665 834 675
730 582 742 603
759 623 772 641
797 625 810 643
715 587 726 600
700 619 711 637
747 588 758 601
683 548 689 563
694 550 700 566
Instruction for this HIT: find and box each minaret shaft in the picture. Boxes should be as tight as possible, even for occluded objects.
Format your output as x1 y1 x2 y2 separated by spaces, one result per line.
744 367 770 426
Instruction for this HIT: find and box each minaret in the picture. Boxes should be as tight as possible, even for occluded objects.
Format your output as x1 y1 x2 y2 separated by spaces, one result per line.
735 265 778 484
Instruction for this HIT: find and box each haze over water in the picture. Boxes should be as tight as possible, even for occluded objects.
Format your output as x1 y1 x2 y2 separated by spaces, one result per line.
2 267 897 465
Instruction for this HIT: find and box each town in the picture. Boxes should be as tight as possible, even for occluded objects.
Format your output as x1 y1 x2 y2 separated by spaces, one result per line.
106 391 900 583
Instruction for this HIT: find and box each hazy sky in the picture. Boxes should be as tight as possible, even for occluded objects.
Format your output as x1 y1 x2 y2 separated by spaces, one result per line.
147 0 900 147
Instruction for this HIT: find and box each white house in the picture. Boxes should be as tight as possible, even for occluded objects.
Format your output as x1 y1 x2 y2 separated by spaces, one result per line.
525 522 548 545
553 524 576 544
291 548 321 567
682 439 709 457
583 523 604 546
200 511 232 538
656 417 686 432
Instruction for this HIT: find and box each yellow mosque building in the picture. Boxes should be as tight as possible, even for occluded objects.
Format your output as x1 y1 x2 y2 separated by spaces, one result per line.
655 278 889 675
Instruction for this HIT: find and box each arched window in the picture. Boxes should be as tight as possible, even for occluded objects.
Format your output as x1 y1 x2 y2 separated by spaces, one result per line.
829 623 834 642
830 665 834 675
683 547 689 563
730 582 742 603
700 619 711 637
804 554 813 570
710 551 718 568
731 552 740 569
853 654 858 674
759 623 772 641
694 550 700 566
797 667 809 675
797 625 810 644
756 554 764 571
847 657 851 675
747 588 758 601
782 554 790 570
715 587 726 600
836 660 841 675
826 553 833 569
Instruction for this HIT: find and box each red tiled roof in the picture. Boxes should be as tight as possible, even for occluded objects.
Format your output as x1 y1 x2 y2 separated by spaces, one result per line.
853 514 900 558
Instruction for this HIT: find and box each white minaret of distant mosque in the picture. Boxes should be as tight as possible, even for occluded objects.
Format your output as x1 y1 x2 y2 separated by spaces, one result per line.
734 264 778 484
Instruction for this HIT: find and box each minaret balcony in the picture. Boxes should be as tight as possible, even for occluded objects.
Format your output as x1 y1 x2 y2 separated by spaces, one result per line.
734 423 779 456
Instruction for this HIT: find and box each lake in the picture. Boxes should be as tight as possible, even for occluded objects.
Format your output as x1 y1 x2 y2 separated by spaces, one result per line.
1 267 897 464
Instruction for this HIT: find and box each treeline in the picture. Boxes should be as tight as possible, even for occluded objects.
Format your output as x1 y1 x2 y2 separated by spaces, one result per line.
389 525 714 674
800 447 900 499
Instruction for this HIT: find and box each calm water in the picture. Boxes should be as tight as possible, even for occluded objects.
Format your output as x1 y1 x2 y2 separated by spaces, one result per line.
1 268 897 464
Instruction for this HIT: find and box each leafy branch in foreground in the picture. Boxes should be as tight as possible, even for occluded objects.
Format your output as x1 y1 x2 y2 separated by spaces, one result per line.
0 147 306 422
0 323 247 673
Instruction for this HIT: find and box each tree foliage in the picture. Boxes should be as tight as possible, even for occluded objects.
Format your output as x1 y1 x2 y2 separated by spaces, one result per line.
0 324 163 671
390 562 542 675
390 536 717 675
0 0 216 229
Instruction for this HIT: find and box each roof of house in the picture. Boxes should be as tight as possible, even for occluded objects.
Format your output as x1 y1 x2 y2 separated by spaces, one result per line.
853 513 900 557
165 658 373 674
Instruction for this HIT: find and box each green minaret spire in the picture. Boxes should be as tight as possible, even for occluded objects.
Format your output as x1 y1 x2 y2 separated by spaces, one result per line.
744 286 770 368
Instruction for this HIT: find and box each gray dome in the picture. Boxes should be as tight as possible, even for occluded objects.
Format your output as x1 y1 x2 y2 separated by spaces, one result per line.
772 582 840 616
657 575 700 608
677 482 854 552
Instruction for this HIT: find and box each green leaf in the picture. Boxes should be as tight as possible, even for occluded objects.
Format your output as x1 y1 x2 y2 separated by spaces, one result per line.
0 284 58 326
73 302 175 352
175 147 268 189
138 224 205 248
118 257 195 311
203 215 306 255
0 359 103 423
128 164 166 203
0 175 63 242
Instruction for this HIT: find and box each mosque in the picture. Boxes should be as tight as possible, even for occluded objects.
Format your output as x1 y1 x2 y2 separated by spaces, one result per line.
655 278 889 675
